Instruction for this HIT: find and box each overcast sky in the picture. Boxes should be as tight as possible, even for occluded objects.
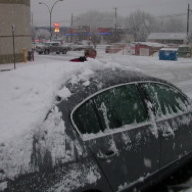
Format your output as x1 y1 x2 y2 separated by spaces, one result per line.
31 0 192 26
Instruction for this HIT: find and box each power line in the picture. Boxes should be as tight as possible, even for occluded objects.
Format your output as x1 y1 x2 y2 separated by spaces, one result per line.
156 13 186 18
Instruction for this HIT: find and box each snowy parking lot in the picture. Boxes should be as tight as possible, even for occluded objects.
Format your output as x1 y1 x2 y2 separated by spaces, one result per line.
1 50 192 191
6 50 191 97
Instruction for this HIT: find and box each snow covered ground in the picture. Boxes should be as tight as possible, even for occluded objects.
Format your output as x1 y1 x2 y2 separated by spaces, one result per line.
102 53 192 98
0 50 192 188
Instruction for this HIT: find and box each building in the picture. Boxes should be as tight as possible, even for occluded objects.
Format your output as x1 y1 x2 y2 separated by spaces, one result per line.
131 42 166 56
63 27 113 43
0 0 31 64
147 33 187 45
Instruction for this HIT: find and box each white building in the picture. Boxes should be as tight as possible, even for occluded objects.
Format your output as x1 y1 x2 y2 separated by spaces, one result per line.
147 33 187 45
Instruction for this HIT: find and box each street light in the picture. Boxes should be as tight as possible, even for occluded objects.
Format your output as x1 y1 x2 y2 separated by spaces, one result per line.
39 0 64 40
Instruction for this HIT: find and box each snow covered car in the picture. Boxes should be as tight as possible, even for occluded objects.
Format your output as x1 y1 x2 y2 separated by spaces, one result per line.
70 43 93 51
36 42 69 55
1 62 192 192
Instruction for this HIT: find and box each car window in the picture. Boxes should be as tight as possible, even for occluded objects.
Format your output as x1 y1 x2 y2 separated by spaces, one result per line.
143 83 190 118
72 84 149 135
72 99 103 134
44 43 50 46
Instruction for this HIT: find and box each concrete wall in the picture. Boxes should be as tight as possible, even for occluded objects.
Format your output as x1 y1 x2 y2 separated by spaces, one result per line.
0 0 31 64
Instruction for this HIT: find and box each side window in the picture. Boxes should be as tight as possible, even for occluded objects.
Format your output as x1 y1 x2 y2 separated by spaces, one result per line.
72 100 102 134
143 83 190 118
72 84 149 135
93 84 148 130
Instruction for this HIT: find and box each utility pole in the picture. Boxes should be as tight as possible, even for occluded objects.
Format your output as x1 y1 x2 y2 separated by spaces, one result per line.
114 7 117 32
11 25 16 70
114 7 118 41
186 4 192 44
70 14 74 42
31 12 33 27
39 0 64 41
31 12 34 42
187 3 190 37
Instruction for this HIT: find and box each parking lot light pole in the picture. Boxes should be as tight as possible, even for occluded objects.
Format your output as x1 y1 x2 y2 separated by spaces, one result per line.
39 0 64 41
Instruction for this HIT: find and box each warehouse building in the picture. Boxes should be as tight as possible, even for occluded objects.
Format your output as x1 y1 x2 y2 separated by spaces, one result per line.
0 0 31 64
147 33 187 45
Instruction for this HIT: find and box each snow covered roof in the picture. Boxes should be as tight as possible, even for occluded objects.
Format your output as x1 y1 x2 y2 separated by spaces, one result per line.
148 33 187 40
160 48 178 51
179 44 191 48
134 42 166 47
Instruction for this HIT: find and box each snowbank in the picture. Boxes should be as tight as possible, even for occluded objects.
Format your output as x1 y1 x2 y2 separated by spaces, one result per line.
0 58 123 180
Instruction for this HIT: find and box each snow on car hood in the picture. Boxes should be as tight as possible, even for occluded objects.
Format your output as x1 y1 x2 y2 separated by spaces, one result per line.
0 58 124 180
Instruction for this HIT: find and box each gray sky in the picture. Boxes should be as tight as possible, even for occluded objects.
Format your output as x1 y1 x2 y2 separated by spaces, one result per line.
31 0 192 26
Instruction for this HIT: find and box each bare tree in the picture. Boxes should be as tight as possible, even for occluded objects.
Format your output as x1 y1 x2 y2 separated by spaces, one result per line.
75 11 113 28
74 11 125 29
125 10 155 41
35 29 50 41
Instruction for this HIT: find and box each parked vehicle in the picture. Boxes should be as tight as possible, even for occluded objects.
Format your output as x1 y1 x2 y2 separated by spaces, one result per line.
178 45 192 58
1 68 192 192
36 42 70 55
105 43 126 53
70 43 93 51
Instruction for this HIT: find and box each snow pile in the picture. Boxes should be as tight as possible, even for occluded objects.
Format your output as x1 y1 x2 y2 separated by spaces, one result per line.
0 59 118 143
47 163 101 192
0 58 122 180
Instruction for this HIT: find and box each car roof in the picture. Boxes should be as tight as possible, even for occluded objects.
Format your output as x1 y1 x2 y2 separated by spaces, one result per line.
58 68 172 112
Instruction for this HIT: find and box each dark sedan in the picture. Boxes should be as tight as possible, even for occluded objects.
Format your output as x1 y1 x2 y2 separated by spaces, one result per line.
2 68 192 192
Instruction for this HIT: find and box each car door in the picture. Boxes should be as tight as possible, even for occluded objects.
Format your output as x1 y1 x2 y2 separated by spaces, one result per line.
142 82 192 167
72 83 160 191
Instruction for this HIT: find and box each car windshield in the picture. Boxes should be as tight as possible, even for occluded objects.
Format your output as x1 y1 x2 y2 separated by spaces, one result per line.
1 0 192 192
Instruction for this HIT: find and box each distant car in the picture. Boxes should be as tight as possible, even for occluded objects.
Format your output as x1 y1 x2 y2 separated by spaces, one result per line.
1 68 192 192
32 42 43 51
105 43 126 53
32 42 36 50
35 42 48 54
36 42 70 55
70 43 93 51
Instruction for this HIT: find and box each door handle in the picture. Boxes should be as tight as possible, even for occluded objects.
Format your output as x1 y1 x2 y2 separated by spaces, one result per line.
105 150 115 156
162 132 174 138
97 150 118 160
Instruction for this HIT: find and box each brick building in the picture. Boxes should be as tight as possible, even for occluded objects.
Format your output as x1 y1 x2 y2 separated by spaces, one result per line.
0 0 31 64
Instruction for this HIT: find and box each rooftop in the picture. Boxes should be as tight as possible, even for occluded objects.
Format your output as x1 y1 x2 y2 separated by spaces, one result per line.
148 33 187 40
